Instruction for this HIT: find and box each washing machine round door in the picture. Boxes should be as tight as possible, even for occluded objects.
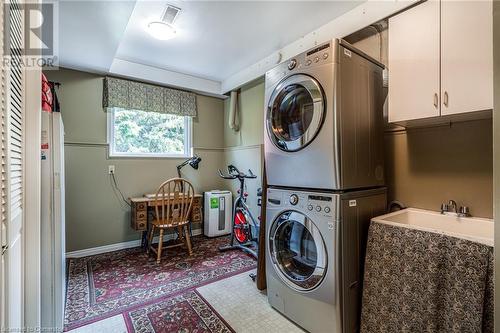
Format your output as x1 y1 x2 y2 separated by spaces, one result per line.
269 210 327 291
266 74 325 152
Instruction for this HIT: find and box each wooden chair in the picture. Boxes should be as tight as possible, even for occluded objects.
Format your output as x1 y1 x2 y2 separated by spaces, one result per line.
147 178 195 263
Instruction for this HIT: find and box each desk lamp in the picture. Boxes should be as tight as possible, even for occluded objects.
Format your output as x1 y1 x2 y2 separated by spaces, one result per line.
177 155 202 178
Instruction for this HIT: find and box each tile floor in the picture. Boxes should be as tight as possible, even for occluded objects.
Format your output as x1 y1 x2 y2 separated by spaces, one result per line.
197 269 304 333
67 315 127 333
67 269 302 333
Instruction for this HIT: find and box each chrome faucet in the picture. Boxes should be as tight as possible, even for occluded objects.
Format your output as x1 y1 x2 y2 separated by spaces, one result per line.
447 200 458 214
440 199 471 217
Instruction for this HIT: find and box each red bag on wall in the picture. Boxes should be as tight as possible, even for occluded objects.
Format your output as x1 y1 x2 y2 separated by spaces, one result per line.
42 73 53 112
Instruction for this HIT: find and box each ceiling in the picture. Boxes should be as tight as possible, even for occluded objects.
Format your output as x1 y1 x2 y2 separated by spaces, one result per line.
54 1 362 83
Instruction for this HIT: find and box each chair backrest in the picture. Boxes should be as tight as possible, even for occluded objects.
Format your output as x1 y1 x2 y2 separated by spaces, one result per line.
154 178 195 226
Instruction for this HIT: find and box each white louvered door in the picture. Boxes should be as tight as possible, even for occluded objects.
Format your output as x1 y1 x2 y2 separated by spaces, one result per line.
0 1 5 329
3 0 25 329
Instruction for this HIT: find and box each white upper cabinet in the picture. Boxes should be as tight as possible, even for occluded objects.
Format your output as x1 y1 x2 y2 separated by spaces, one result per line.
388 0 493 124
388 1 440 123
440 0 493 116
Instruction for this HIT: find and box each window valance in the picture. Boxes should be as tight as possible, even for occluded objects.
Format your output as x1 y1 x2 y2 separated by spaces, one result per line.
102 77 197 117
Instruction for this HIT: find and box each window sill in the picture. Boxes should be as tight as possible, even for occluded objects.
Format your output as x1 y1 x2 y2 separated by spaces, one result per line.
108 153 193 160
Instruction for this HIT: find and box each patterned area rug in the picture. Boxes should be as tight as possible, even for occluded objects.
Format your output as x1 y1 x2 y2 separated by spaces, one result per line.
65 236 256 331
124 290 234 333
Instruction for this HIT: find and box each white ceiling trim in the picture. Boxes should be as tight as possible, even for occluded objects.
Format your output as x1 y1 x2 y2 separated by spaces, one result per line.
109 58 224 98
221 0 418 94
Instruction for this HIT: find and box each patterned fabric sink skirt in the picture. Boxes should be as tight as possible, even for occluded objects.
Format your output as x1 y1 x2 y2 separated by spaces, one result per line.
64 235 256 332
361 222 494 333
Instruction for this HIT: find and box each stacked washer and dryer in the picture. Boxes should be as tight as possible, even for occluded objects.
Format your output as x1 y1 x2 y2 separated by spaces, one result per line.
264 39 387 333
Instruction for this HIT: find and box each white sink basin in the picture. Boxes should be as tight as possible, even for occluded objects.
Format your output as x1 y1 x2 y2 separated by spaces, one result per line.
372 208 494 247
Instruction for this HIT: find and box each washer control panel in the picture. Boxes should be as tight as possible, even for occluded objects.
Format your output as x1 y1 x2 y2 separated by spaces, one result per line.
306 194 333 217
267 189 336 219
267 188 339 234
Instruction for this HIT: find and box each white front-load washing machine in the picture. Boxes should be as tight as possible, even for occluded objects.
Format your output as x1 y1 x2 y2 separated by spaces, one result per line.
265 187 387 333
264 39 385 190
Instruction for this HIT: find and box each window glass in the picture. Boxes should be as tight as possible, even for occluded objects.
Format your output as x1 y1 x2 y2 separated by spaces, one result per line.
108 108 191 157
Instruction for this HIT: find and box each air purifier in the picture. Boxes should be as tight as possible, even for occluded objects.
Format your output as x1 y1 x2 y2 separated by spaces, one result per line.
204 190 232 237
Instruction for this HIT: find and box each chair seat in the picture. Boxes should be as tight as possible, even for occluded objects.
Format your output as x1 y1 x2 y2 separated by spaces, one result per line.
152 219 190 228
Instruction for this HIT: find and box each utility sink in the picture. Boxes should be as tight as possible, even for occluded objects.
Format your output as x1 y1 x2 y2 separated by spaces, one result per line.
372 208 494 247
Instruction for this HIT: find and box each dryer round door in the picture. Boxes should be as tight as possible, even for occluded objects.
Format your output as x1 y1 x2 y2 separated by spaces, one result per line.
266 74 325 152
269 210 327 291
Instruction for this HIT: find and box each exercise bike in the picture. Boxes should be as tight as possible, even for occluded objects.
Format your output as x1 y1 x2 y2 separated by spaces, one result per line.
218 165 260 262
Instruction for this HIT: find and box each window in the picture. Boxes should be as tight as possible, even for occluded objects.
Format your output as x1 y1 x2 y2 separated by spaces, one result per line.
107 108 192 158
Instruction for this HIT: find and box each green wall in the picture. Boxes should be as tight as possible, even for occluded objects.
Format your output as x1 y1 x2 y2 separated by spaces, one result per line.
45 68 226 252
223 78 265 148
222 78 265 219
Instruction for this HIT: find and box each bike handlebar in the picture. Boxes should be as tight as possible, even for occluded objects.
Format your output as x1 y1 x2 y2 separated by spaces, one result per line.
218 164 257 180
218 168 236 179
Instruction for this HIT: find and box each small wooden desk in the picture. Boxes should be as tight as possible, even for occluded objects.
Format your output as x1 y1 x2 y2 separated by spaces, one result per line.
129 194 203 231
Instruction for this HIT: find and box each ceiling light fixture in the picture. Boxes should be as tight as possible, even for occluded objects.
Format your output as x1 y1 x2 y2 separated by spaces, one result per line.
147 21 177 40
147 4 181 41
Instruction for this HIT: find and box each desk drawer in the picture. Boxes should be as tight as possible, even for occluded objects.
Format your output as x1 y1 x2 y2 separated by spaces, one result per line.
193 197 202 206
131 200 148 231
191 197 202 223
131 217 148 231
137 221 147 230
136 211 147 220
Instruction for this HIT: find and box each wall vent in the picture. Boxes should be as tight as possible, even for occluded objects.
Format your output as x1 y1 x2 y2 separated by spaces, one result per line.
161 5 181 25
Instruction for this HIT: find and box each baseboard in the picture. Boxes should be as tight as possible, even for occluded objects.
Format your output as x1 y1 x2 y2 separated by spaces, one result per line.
66 229 203 258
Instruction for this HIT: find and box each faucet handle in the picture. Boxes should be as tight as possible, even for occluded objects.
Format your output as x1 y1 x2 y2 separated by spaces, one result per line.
459 206 470 217
441 203 449 214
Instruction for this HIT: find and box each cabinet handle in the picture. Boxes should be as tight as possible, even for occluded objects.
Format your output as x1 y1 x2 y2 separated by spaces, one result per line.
444 91 449 107
433 93 439 108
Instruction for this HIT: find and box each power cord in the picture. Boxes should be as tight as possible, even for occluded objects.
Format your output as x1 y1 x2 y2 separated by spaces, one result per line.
110 172 131 208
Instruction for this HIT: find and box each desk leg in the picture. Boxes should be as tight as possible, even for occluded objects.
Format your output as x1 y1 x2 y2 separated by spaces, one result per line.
142 209 153 249
141 230 148 248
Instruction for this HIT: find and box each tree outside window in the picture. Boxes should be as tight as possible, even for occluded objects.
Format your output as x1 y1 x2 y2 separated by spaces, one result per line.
108 108 192 158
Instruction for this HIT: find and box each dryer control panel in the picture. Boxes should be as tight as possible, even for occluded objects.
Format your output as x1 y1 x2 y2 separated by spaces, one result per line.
287 42 333 72
265 40 335 88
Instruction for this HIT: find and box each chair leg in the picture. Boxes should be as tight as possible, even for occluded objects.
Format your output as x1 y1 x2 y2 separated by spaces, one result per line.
157 229 164 264
177 225 184 241
147 225 155 254
184 225 193 256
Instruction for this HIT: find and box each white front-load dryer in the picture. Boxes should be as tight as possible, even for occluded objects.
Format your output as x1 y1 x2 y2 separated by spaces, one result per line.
264 39 385 190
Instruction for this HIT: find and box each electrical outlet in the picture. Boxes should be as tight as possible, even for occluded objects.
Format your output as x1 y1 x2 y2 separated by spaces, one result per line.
108 165 115 174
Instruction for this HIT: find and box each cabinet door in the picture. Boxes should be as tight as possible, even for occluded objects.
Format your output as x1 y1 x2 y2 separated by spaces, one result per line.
441 0 493 115
388 1 440 123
